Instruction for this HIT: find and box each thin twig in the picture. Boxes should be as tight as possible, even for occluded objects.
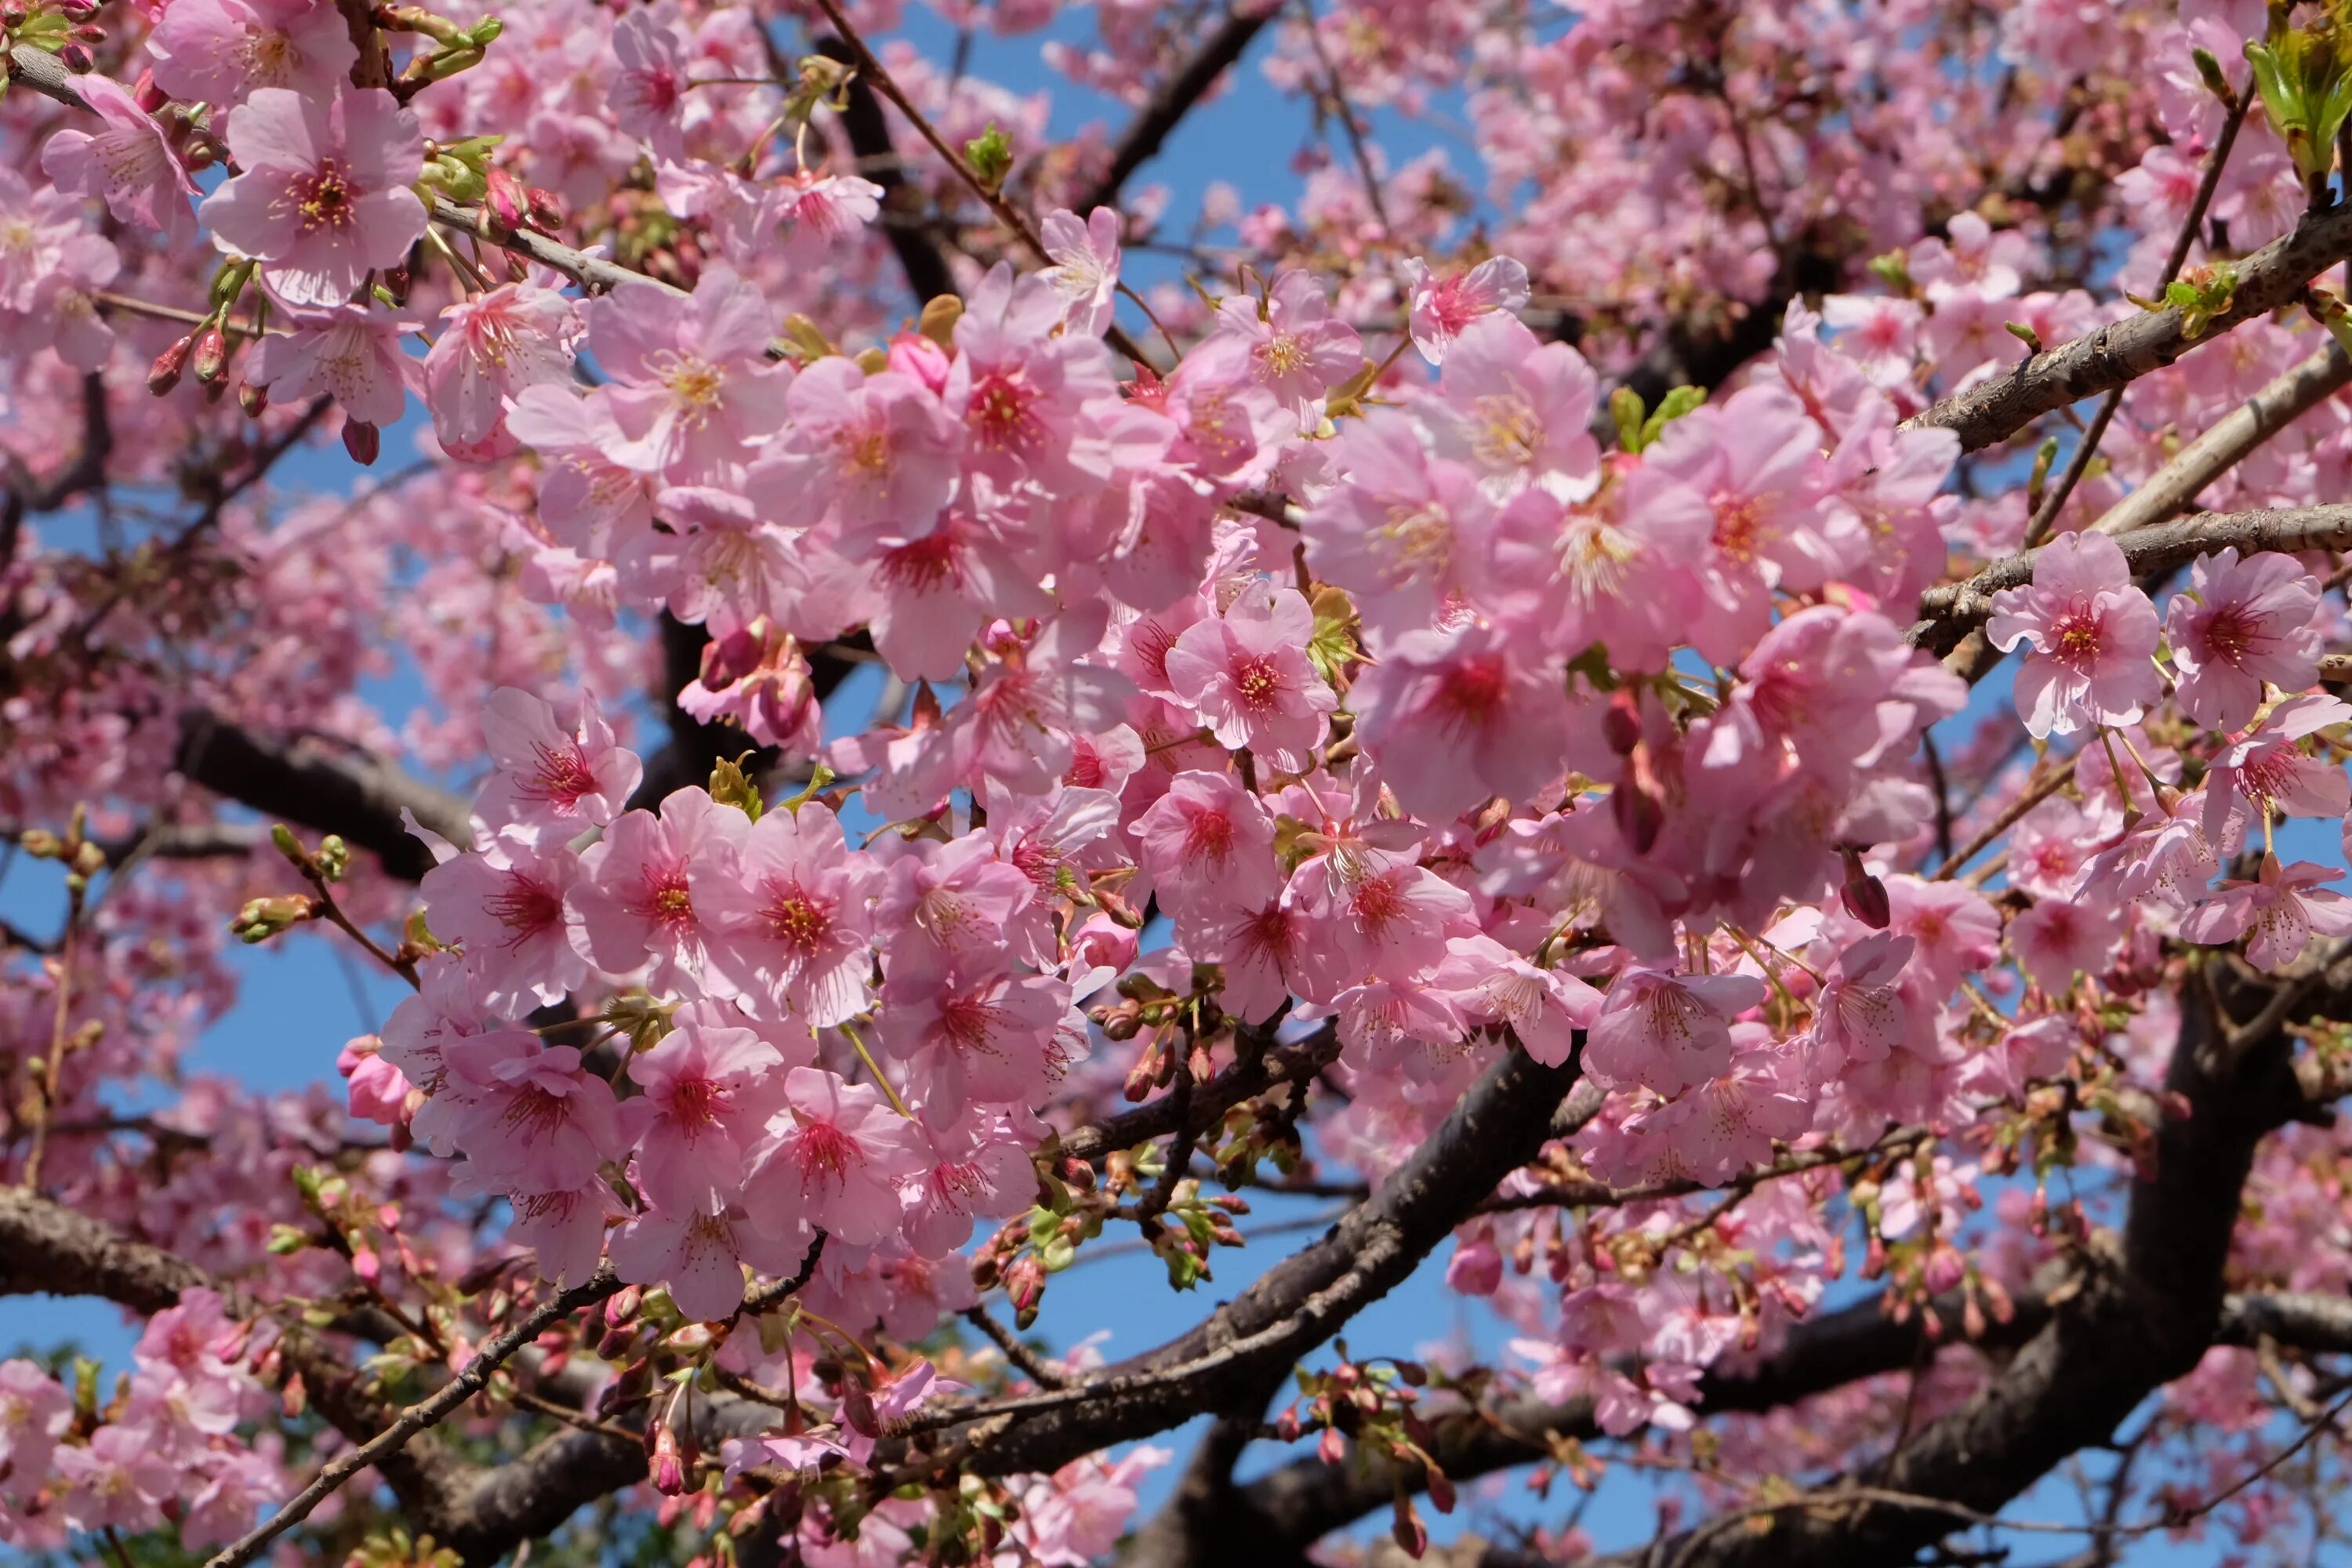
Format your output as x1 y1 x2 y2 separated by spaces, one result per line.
198 1269 623 1568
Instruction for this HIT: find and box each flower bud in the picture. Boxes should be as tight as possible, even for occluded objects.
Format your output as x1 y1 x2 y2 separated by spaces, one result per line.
191 324 229 384
1601 689 1642 755
648 1424 687 1495
343 419 381 466
57 40 94 70
149 333 194 396
238 380 269 418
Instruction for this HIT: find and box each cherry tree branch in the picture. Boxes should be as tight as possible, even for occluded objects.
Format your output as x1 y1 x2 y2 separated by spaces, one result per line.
1076 3 1277 213
1904 201 2352 453
1911 503 2352 653
904 1043 1584 1478
1548 964 2321 1568
199 1270 626 1568
2089 339 2352 537
1054 1020 1341 1164
173 710 474 881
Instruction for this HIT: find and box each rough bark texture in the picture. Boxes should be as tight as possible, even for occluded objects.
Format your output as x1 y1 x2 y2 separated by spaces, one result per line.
1904 201 2352 452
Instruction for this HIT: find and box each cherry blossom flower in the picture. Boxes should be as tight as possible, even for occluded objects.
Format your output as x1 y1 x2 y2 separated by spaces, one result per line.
876 948 1077 1106
625 1014 783 1213
476 686 643 840
1163 584 1336 771
1040 205 1122 336
768 356 961 539
1130 769 1282 924
609 1203 788 1320
2165 548 2324 732
1985 528 2163 737
445 1039 628 1193
200 85 426 308
40 75 198 244
1584 968 1767 1095
244 301 417 429
1401 254 1530 364
2183 856 2352 972
146 0 358 105
586 264 793 480
1425 312 1599 497
1210 267 1363 408
0 1361 71 1486
609 7 691 158
423 284 581 449
418 827 586 1012
570 786 747 993
55 1425 176 1531
753 1066 924 1247
2201 694 2352 848
2008 896 2122 996
703 801 882 1025
1348 622 1573 819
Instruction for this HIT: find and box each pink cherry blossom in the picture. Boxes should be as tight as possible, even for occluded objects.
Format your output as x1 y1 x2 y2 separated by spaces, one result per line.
2201 693 2352 847
1163 584 1336 771
1210 267 1364 408
146 0 358 104
876 947 1078 1106
2166 548 2324 732
769 356 961 539
703 801 882 1025
40 74 198 244
2183 857 2352 972
586 264 792 480
476 685 644 840
1584 969 1767 1096
1401 253 1531 365
626 1014 783 1213
1040 205 1123 337
244 301 418 428
753 1066 923 1247
1985 528 2163 738
200 85 426 307
419 827 586 1013
423 285 582 449
2008 896 2122 996
1130 769 1282 924
569 787 746 994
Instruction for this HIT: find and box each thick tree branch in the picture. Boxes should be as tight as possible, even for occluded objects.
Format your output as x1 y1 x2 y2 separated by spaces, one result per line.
1075 4 1277 213
1581 971 2315 1568
0 1189 471 1519
1911 503 2352 655
172 710 473 882
2089 339 2352 538
1904 202 2352 453
921 1043 1583 1478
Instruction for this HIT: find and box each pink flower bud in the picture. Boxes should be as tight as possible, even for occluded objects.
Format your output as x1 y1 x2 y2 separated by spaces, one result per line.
1446 1236 1502 1296
887 330 951 394
343 419 381 466
149 334 193 396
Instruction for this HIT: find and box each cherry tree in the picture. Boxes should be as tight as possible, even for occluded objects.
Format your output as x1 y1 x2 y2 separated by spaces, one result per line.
15 0 2352 1563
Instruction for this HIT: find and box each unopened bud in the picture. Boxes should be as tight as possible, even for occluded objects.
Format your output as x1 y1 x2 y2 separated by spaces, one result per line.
238 380 269 418
1601 690 1642 755
343 419 380 466
191 324 228 384
57 0 99 22
1840 848 1891 931
57 41 95 70
148 333 194 396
